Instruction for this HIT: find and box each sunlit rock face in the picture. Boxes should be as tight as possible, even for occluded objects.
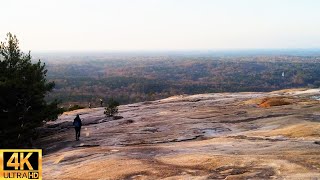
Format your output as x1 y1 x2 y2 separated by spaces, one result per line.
38 89 320 179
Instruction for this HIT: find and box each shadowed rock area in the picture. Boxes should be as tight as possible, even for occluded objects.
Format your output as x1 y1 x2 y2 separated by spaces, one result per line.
37 89 320 179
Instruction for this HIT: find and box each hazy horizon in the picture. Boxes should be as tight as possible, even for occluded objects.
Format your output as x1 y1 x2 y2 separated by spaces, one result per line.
2 0 320 51
30 49 320 60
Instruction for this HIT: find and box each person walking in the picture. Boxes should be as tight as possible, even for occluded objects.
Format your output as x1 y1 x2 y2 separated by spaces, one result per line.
100 99 103 107
73 114 82 141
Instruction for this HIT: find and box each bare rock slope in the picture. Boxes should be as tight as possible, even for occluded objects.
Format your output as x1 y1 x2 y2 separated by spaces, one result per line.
39 89 320 179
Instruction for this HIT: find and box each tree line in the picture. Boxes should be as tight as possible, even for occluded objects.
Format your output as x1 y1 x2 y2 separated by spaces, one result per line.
46 56 320 106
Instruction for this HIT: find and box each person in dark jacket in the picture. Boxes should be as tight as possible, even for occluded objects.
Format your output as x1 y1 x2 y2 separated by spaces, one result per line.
73 114 82 141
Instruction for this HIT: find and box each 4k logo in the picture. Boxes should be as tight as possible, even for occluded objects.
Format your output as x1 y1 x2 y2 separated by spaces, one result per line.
0 150 42 180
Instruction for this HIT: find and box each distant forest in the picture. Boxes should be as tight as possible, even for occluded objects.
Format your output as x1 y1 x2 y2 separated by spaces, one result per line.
43 55 320 107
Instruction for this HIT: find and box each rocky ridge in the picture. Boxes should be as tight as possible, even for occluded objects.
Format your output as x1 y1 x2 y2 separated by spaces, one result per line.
39 89 320 179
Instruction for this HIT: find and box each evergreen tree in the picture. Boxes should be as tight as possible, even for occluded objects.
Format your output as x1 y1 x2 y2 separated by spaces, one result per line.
0 33 62 148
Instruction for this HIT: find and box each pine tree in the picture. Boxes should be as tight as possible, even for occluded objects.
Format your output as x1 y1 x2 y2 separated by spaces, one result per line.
0 33 62 147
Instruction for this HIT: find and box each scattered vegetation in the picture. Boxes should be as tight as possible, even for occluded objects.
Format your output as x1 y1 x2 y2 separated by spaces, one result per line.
259 97 292 108
67 104 85 111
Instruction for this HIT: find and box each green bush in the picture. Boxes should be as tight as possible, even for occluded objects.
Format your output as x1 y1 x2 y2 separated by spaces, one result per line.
104 98 119 117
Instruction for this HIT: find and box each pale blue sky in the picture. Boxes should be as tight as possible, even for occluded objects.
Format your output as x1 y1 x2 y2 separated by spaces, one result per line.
1 0 320 51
